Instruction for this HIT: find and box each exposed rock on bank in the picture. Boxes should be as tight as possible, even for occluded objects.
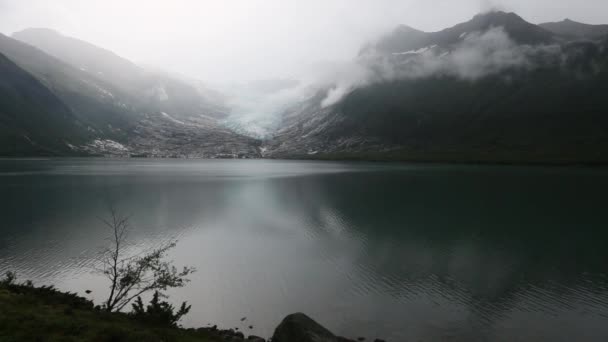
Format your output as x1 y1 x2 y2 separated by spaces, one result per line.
272 313 355 342
199 313 386 342
1 280 386 342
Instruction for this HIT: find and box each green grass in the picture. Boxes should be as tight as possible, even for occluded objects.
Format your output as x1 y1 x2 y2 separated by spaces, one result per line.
0 283 219 342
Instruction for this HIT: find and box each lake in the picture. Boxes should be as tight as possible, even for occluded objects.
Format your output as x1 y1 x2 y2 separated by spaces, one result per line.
1 159 607 341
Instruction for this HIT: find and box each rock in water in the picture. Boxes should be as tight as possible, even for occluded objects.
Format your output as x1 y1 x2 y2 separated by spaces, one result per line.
271 313 355 342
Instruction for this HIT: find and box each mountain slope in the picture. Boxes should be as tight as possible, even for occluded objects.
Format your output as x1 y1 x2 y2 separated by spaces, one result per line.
0 32 138 142
363 11 555 55
12 28 229 120
0 53 87 156
267 12 608 164
0 31 261 158
540 19 608 41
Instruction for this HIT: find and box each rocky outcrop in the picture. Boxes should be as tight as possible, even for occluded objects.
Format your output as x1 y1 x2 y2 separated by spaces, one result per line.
271 313 356 342
247 336 265 342
197 313 384 342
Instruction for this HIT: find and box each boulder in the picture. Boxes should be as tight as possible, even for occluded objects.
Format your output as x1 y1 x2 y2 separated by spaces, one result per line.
271 313 355 342
247 336 266 342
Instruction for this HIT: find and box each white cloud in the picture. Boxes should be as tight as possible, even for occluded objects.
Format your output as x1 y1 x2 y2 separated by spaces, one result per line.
318 27 564 107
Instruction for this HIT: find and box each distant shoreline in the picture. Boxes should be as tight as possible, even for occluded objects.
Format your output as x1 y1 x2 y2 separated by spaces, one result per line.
2 155 608 168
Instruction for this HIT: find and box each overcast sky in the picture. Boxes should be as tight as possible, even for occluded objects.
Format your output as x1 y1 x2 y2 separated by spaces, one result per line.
1 0 607 82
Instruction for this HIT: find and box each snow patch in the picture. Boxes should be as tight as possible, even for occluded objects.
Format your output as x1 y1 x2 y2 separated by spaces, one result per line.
392 45 437 56
98 87 114 98
161 112 186 125
89 139 128 151
81 79 114 98
259 147 268 157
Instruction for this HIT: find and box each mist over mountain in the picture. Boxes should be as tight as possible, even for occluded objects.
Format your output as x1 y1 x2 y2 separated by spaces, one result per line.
0 31 260 157
0 32 138 143
12 28 230 120
3 4 608 342
265 11 608 163
363 11 554 55
218 79 303 138
1 8 608 163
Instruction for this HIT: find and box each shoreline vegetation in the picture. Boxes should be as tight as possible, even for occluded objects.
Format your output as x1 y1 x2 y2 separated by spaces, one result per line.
0 210 386 342
0 278 382 342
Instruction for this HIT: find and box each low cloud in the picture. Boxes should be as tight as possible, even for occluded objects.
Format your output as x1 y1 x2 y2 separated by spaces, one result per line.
319 27 562 107
222 27 566 131
479 0 507 14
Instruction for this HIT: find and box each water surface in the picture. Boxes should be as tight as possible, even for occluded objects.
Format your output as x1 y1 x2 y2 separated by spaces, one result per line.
1 159 607 341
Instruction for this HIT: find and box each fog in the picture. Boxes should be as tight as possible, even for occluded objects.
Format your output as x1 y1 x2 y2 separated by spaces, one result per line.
1 0 607 136
320 28 565 107
1 0 608 83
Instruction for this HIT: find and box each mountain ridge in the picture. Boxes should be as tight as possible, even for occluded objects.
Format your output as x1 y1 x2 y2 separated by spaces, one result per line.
363 11 555 55
12 28 230 120
539 19 608 41
265 12 608 164
0 32 137 142
2 11 608 162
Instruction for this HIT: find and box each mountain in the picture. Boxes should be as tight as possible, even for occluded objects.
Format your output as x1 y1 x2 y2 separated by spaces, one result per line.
3 12 608 162
0 53 87 155
12 28 229 120
0 32 137 143
266 12 608 164
0 30 261 158
363 11 555 55
539 19 608 41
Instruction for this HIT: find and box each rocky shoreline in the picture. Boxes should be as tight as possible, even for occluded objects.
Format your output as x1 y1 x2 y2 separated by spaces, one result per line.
1 280 389 342
195 313 386 342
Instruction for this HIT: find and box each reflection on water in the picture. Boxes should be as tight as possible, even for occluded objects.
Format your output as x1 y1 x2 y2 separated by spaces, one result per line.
1 159 608 341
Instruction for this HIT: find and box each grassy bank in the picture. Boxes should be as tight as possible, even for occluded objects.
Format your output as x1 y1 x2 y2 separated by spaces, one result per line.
0 282 219 342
